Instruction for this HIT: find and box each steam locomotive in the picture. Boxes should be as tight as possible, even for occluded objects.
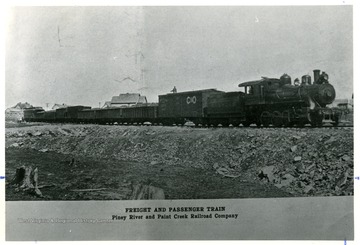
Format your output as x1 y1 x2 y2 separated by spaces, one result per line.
23 69 339 127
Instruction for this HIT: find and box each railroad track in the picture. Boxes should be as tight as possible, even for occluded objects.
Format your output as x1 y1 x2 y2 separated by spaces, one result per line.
12 121 353 130
192 124 354 129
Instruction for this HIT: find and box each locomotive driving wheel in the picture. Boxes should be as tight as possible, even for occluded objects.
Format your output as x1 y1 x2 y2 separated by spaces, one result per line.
260 111 271 127
282 110 292 127
272 111 283 127
256 120 262 127
297 121 305 127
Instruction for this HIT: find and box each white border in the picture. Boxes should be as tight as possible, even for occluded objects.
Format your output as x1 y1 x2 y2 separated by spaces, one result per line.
1 0 358 244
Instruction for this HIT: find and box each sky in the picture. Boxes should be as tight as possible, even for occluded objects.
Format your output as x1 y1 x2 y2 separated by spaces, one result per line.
5 6 353 109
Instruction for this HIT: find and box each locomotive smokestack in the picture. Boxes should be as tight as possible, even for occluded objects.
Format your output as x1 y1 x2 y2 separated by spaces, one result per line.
313 69 321 84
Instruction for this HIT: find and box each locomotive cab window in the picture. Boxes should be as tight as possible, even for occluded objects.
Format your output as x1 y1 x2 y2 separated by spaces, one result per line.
246 86 254 95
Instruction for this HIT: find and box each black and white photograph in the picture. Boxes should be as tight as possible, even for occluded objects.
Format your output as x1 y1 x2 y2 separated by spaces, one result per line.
3 2 355 241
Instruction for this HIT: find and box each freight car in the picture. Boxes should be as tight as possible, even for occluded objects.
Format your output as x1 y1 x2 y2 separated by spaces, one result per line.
23 107 45 122
122 103 158 124
158 89 223 126
78 108 106 124
24 106 91 123
78 104 158 124
55 106 91 123
41 110 56 122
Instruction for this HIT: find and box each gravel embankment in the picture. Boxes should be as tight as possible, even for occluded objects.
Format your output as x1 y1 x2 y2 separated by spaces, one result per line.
6 124 353 197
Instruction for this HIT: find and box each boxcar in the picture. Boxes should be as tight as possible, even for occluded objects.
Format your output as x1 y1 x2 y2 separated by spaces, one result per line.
158 89 224 125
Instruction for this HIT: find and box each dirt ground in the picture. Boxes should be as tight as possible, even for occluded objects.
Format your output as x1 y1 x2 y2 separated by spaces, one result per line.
5 123 353 200
5 148 292 200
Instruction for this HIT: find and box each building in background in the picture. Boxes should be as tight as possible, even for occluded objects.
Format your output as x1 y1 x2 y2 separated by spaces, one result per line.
330 98 353 125
52 103 68 110
103 93 147 108
5 102 34 122
330 98 353 111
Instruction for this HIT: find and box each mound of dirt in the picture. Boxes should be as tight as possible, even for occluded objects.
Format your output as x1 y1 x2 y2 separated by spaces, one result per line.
5 124 353 197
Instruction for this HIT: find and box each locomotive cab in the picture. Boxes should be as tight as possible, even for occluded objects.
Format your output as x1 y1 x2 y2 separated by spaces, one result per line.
238 80 266 106
239 77 284 106
238 79 268 126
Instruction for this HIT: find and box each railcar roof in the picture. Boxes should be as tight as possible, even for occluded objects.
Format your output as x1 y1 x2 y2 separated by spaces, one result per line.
80 108 102 111
23 107 44 111
56 105 91 110
38 110 56 113
238 80 262 87
68 105 91 108
161 89 223 96
238 78 280 87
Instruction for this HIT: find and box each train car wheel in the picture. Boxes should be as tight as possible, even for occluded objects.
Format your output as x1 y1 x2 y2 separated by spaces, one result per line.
242 121 251 127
